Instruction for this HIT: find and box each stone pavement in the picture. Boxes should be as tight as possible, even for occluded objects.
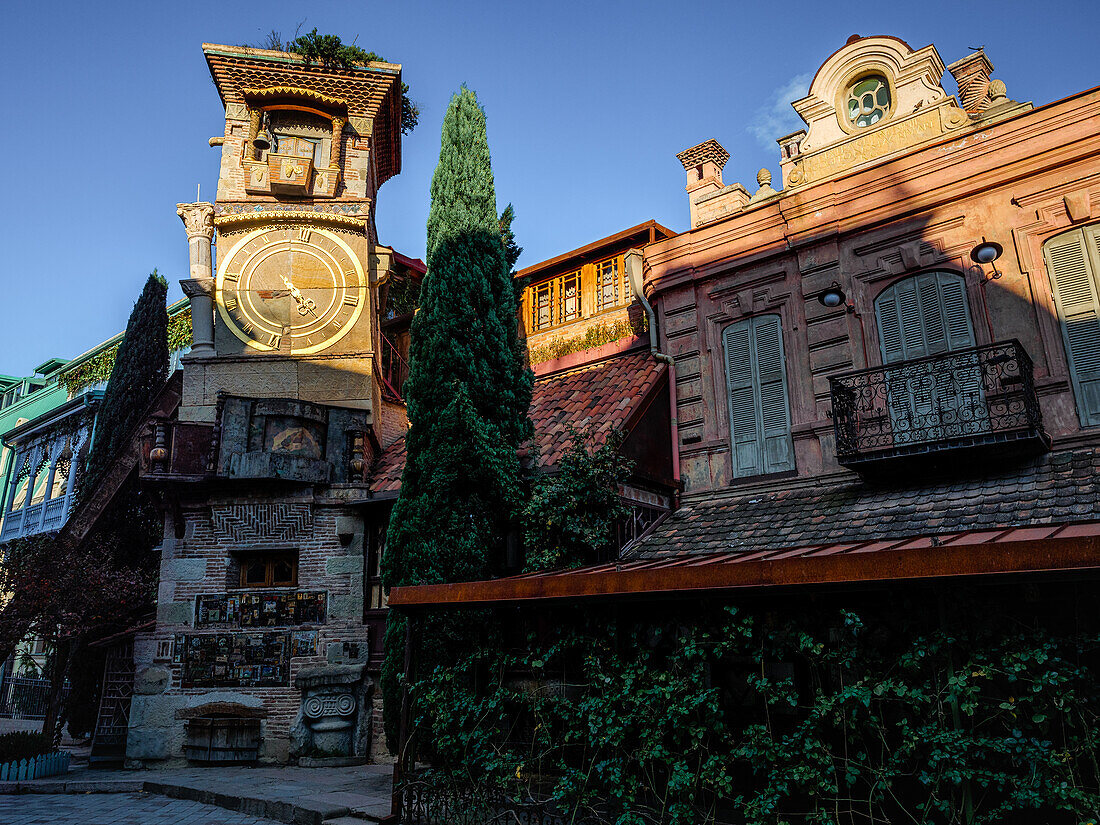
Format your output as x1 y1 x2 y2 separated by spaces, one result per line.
0 791 284 824
0 763 395 824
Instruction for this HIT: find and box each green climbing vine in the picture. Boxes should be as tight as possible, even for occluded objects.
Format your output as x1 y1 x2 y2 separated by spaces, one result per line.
61 307 191 396
527 314 647 366
277 28 419 135
404 587 1100 825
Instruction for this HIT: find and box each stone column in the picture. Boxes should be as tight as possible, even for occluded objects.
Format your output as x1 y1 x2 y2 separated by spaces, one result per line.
177 202 216 357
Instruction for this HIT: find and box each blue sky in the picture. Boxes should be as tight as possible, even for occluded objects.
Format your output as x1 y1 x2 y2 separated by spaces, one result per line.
2 0 1095 374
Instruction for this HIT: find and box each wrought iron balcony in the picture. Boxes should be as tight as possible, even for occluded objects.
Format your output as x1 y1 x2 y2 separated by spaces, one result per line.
830 340 1050 469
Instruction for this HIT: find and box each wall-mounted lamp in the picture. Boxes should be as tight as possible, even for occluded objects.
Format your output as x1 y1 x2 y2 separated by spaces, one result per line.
970 237 1004 281
818 282 848 309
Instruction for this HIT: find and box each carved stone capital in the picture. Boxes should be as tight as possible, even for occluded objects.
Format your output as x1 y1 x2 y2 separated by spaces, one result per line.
179 278 215 299
177 202 215 240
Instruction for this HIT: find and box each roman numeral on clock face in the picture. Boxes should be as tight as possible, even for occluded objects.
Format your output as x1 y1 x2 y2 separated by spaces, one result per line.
224 273 238 284
224 297 238 311
343 294 359 307
297 228 312 243
266 333 281 349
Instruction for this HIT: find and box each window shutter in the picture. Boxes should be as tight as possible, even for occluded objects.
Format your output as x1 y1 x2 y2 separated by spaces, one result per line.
1045 229 1100 426
877 289 906 363
724 316 794 478
939 274 975 350
753 316 795 474
725 322 760 477
877 272 974 362
875 272 978 435
916 274 949 354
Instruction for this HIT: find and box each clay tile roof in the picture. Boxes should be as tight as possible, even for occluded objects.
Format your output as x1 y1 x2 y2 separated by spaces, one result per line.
370 436 407 496
627 447 1100 560
369 349 667 497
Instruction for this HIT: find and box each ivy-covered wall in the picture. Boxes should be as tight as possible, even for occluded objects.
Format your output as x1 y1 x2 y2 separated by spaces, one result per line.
402 581 1100 825
60 306 192 397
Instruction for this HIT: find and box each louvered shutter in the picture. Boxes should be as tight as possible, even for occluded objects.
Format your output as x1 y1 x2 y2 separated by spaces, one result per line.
724 316 794 478
939 274 975 351
1045 228 1100 427
916 274 949 355
754 316 795 474
875 273 978 438
725 322 760 477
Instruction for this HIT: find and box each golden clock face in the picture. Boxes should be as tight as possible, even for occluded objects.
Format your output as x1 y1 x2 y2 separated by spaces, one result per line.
215 226 367 355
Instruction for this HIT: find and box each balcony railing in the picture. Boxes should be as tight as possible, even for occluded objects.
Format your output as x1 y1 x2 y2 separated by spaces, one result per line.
0 495 73 542
830 340 1050 469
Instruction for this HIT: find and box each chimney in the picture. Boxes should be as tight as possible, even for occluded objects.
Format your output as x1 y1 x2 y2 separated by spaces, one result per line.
947 49 995 113
677 139 731 228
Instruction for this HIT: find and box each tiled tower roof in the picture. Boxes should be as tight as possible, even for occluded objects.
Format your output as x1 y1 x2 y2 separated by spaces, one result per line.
202 43 403 184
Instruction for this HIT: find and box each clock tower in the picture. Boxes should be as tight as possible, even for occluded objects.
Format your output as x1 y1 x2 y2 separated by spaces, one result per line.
177 43 408 421
127 44 421 768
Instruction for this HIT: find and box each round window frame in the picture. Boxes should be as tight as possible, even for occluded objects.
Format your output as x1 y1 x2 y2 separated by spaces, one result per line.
835 68 896 135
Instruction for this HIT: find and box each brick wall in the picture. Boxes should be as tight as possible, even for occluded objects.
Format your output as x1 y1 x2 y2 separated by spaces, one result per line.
129 496 375 765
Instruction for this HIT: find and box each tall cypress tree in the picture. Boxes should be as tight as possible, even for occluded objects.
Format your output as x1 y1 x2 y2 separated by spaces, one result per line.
380 87 532 748
80 272 170 497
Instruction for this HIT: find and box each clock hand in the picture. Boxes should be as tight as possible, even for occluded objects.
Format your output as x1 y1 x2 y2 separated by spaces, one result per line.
280 274 318 317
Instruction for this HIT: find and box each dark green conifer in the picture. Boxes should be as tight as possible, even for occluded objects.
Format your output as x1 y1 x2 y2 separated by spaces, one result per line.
80 272 169 496
380 87 532 748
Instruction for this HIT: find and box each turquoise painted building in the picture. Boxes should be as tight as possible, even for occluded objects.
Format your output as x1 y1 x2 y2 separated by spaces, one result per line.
0 299 192 542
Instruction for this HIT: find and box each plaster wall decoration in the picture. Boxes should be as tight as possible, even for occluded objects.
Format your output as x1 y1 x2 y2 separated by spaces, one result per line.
781 36 971 189
210 502 313 543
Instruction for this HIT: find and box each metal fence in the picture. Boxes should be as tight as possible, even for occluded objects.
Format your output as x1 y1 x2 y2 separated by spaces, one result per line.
0 675 67 720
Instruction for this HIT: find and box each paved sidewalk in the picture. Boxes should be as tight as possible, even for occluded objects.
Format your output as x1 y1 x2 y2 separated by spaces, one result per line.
0 763 395 824
0 791 284 825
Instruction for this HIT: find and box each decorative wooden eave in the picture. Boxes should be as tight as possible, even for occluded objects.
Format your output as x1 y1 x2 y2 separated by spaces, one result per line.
516 220 677 283
241 85 350 119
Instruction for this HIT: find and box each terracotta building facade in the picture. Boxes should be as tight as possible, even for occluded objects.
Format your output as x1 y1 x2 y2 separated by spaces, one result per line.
386 34 1100 821
645 35 1099 494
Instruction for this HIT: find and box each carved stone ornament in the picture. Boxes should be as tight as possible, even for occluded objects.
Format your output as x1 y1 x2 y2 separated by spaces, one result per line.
177 202 215 240
292 664 372 759
780 36 976 189
749 168 779 203
179 278 214 299
210 503 313 543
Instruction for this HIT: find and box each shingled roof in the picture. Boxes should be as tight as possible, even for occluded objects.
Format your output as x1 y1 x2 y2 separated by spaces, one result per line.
369 348 667 497
628 447 1100 559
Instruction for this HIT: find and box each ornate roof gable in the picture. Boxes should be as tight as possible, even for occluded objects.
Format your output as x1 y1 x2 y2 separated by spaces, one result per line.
781 35 970 189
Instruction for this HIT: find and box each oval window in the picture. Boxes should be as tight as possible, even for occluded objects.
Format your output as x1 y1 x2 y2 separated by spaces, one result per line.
846 75 890 128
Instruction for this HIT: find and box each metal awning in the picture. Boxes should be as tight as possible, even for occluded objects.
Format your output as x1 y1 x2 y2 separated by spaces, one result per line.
388 522 1100 609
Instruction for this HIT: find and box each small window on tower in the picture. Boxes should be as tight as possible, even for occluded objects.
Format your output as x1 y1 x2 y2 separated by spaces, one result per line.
238 551 299 588
274 134 322 166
